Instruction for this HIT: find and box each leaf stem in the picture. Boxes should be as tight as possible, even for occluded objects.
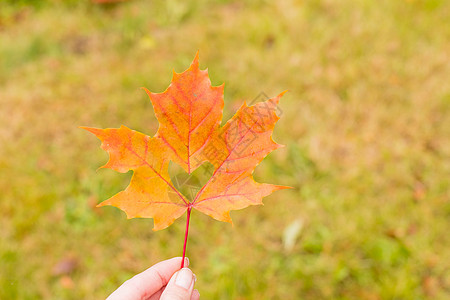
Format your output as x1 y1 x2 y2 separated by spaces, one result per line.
180 206 192 268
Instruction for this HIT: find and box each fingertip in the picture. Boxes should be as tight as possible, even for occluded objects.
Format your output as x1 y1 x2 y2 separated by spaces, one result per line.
192 289 200 300
172 256 189 267
160 268 196 300
175 268 194 290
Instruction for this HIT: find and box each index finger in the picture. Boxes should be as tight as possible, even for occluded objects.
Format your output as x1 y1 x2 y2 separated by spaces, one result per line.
106 257 189 300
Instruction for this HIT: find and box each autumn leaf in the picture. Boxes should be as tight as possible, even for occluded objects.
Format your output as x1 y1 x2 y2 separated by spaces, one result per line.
79 126 187 230
142 53 224 174
192 92 289 223
82 53 289 266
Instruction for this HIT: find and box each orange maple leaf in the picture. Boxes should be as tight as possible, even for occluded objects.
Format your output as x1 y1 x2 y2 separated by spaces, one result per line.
142 54 224 174
82 53 289 266
80 126 187 230
193 93 289 223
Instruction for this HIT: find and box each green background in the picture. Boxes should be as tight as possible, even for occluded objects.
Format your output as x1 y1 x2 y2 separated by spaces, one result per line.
1 0 449 299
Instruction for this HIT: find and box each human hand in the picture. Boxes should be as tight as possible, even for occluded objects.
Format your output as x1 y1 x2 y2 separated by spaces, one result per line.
106 257 200 300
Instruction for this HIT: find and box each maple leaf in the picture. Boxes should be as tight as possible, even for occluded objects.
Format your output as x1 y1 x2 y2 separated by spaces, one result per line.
79 126 187 230
192 93 289 223
142 53 224 174
82 53 290 267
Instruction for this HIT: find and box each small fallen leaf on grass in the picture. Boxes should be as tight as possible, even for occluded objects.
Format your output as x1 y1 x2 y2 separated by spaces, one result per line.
59 276 75 290
52 256 78 276
82 53 290 267
283 218 304 252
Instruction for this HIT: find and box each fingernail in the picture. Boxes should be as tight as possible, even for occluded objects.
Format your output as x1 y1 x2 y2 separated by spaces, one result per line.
184 257 189 267
175 268 194 289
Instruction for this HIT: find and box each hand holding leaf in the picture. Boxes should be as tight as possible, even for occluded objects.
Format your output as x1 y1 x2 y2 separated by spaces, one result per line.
82 53 290 267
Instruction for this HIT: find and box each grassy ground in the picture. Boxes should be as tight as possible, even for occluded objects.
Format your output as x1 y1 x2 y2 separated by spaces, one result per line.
1 0 449 299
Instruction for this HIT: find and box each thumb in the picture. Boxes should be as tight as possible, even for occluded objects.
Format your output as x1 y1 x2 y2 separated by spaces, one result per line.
160 268 196 300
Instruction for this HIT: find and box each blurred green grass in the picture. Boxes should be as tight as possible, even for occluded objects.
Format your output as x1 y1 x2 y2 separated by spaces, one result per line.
1 0 449 299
